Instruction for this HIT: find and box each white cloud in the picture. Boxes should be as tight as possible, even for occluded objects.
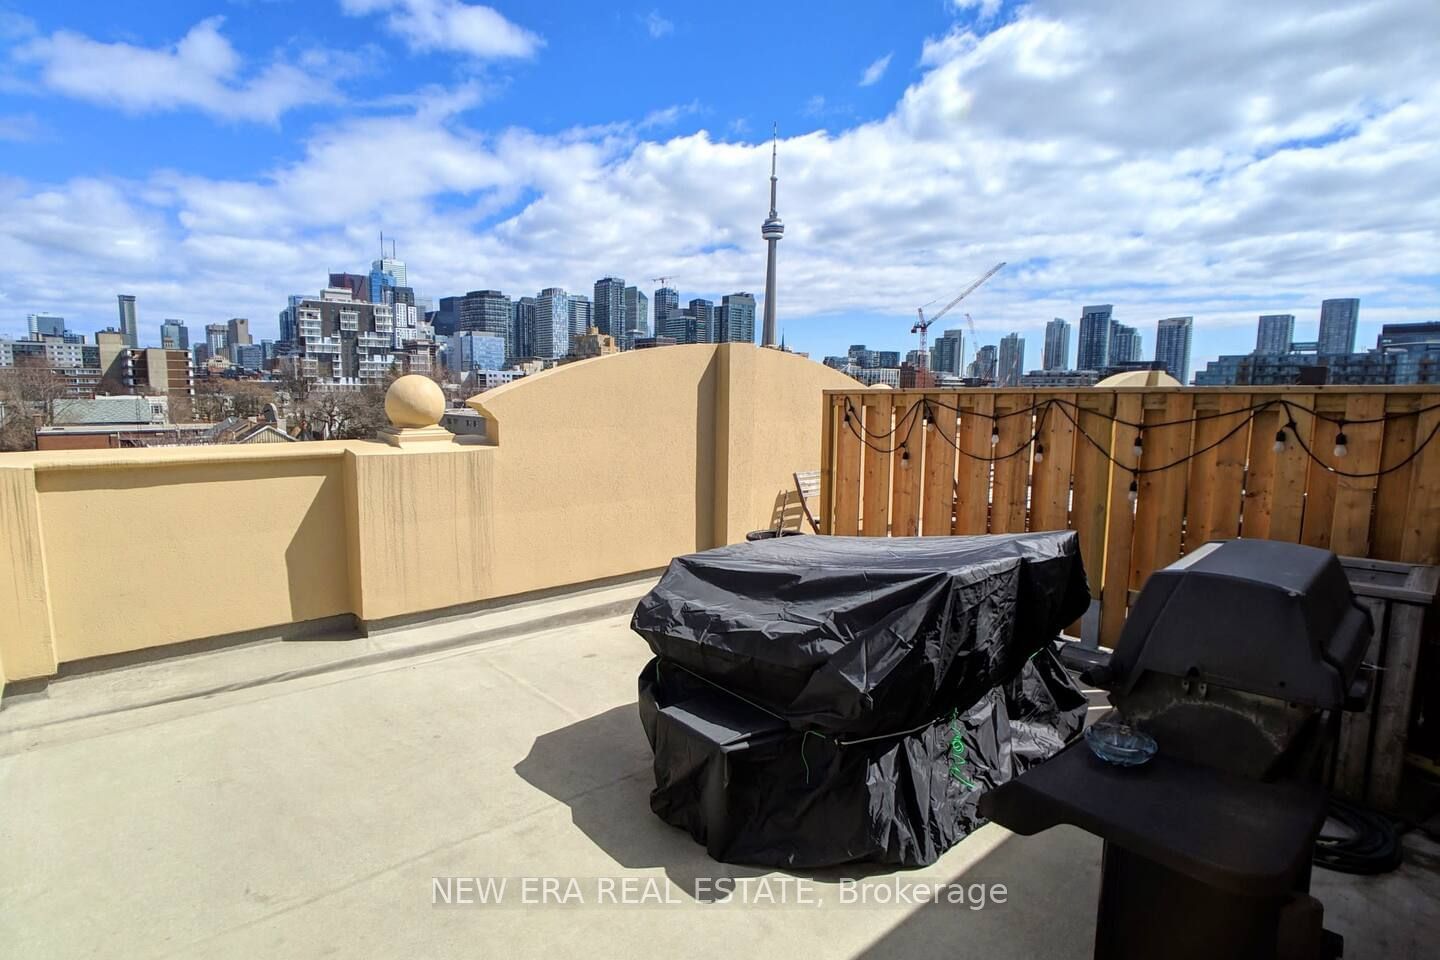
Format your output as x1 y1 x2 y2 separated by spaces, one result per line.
340 0 541 59
951 0 1003 21
13 17 343 122
0 113 43 141
644 11 674 39
638 100 702 130
0 11 36 40
860 52 892 87
3 0 1438 370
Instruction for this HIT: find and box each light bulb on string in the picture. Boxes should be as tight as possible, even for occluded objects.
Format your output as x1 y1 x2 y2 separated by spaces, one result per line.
1034 442 1045 464
900 446 911 468
990 420 1000 447
1128 478 1139 504
1274 428 1287 453
1132 431 1144 460
1334 422 1348 458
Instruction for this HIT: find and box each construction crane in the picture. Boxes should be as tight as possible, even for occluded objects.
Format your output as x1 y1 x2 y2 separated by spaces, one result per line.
650 276 675 288
913 262 1006 367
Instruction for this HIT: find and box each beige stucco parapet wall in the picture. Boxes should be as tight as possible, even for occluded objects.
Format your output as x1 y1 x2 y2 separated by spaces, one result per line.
0 344 855 686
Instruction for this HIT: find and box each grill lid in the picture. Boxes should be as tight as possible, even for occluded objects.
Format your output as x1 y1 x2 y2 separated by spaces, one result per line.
1107 540 1370 711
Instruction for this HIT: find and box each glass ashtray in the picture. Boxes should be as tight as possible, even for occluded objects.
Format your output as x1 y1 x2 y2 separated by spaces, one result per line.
1084 722 1157 766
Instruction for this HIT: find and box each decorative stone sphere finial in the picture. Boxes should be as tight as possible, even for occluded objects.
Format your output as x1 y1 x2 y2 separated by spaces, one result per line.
384 375 445 428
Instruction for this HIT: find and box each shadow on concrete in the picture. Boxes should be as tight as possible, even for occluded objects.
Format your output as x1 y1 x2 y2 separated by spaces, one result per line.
514 702 1067 904
848 826 1100 960
515 702 776 900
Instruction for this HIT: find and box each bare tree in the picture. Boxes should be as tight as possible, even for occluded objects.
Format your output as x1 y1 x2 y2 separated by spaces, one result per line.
225 381 272 420
0 371 37 451
191 380 230 422
300 390 359 440
9 366 71 424
277 367 316 410
169 394 195 424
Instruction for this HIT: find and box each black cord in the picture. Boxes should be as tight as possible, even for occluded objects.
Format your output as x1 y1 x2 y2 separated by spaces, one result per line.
845 397 922 440
1314 795 1404 875
1280 400 1440 479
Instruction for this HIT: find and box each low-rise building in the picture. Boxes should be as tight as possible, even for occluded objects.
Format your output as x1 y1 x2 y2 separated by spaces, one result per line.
120 348 195 398
1193 351 1402 386
465 369 522 392
1020 370 1102 387
52 395 169 426
439 408 487 439
569 326 617 360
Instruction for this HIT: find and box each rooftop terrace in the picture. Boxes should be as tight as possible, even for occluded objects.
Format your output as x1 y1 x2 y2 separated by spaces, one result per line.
3 578 1437 958
2 345 1439 958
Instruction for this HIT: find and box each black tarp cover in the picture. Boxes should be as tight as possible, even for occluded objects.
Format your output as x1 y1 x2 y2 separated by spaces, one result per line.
633 532 1091 737
633 532 1091 867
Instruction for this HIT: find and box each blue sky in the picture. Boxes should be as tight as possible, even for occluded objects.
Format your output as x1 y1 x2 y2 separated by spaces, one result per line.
2 0 1438 377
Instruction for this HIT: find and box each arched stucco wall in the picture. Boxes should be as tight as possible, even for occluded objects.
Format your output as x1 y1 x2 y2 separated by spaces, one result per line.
0 343 856 683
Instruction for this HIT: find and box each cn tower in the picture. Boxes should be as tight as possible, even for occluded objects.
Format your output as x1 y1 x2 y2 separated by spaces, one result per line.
760 125 784 348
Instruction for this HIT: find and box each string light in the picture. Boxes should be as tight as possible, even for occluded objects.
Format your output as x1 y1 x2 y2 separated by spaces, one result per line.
837 397 1440 481
1128 478 1139 504
1132 431 1144 460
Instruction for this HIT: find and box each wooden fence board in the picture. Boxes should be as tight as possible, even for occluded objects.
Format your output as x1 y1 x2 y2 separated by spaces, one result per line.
860 395 893 537
990 396 1032 534
832 394 863 535
1206 394 1253 542
1369 567 1440 806
1071 394 1116 618
1334 596 1386 799
954 394 993 534
1241 404 1280 540
1401 403 1440 564
1270 394 1314 543
1372 395 1419 562
1101 393 1144 647
819 393 837 534
1030 394 1077 532
1129 403 1165 589
921 395 959 535
1301 399 1345 549
890 396 924 537
1329 393 1386 557
1150 393 1195 571
1185 396 1224 548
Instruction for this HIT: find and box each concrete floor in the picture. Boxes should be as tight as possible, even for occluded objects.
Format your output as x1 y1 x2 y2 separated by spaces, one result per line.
1 580 1436 959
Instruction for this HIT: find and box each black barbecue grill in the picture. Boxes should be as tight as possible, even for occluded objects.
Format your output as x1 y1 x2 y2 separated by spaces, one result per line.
982 539 1372 960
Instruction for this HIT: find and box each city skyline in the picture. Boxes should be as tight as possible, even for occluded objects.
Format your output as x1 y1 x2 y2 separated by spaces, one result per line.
10 280 1393 378
2 1 1437 374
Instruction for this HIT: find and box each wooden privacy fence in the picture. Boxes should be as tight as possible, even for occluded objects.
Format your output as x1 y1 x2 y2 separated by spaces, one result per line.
819 386 1440 647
